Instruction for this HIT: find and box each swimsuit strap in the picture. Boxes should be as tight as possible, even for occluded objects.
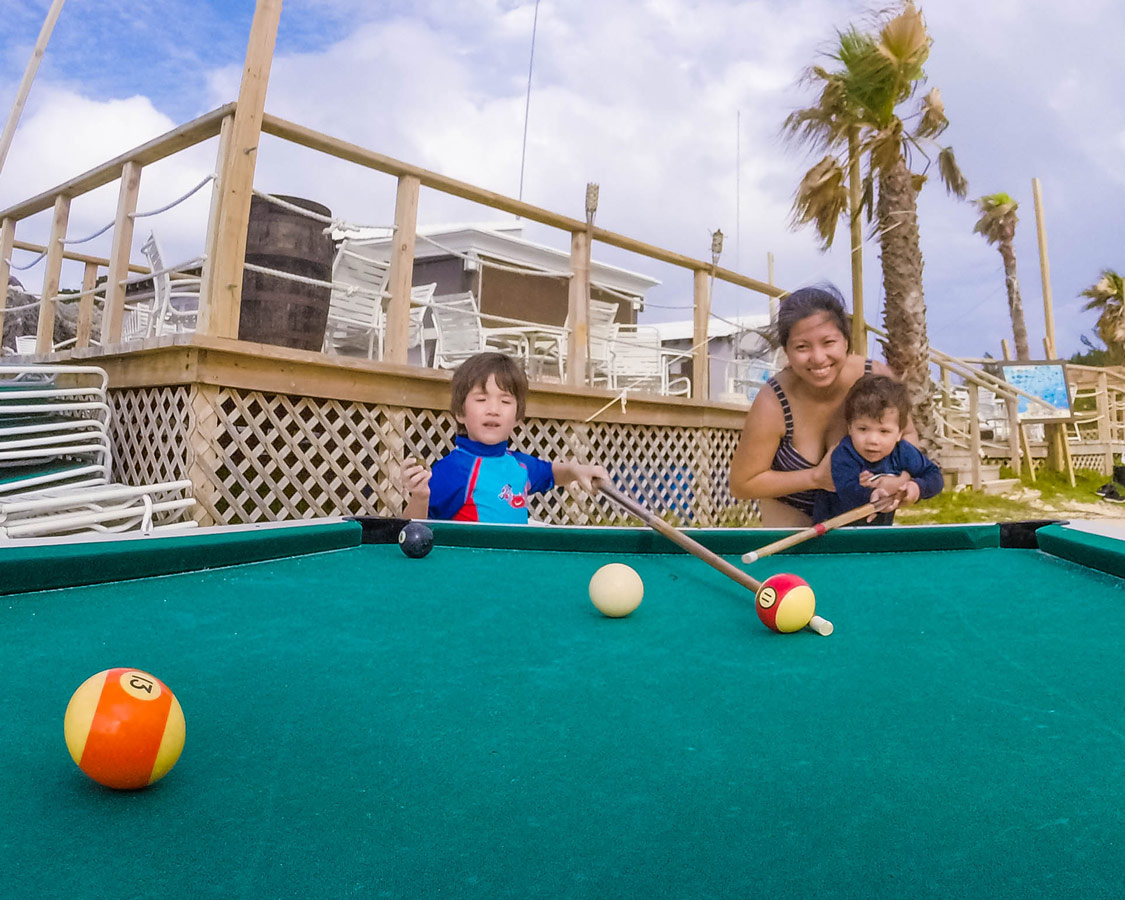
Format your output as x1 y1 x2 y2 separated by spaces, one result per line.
767 376 794 439
865 358 873 375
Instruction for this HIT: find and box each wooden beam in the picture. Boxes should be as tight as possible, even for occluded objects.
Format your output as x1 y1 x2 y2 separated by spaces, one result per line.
200 1 281 340
692 268 710 402
0 218 15 341
103 161 141 344
12 238 147 272
36 194 70 353
80 336 750 430
0 0 66 176
203 0 282 342
384 175 420 365
566 230 590 386
0 105 232 222
1032 177 1057 358
75 261 98 349
260 112 785 299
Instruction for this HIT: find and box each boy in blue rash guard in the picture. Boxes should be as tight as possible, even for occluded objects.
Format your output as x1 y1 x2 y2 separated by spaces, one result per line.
814 374 943 525
401 353 609 522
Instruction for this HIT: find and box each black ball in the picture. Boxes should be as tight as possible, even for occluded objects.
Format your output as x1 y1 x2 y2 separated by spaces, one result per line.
398 522 434 559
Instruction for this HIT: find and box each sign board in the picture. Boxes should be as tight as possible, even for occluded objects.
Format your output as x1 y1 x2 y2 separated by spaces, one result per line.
999 362 1074 423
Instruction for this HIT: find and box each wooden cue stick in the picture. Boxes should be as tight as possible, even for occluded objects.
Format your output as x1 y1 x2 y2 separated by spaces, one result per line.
595 479 833 636
741 502 877 564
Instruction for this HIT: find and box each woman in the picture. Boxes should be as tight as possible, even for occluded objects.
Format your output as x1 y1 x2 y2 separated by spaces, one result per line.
730 284 914 526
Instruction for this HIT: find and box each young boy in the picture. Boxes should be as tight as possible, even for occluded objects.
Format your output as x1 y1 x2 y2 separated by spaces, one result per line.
814 374 943 525
401 352 609 522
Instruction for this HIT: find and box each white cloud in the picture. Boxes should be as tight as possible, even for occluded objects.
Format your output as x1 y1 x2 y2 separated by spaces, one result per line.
2 0 1123 356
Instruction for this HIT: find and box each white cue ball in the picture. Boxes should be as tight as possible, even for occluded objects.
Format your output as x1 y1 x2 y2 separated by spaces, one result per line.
589 563 644 618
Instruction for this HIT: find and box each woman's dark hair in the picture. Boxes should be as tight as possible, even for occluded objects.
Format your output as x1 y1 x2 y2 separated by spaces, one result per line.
450 352 528 433
773 284 851 350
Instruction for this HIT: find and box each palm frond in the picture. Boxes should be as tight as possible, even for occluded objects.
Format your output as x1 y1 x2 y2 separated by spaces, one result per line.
792 156 849 249
916 87 947 137
937 146 968 198
877 3 930 78
866 122 904 173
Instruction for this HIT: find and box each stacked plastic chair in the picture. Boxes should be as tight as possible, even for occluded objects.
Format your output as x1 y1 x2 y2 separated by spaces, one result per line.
0 365 196 539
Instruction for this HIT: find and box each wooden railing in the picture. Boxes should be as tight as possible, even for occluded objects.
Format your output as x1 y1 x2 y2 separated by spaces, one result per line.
0 104 234 354
0 90 1121 481
0 99 782 400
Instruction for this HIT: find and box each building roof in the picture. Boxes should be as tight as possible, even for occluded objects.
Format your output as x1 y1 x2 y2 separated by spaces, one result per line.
649 312 771 343
331 222 660 299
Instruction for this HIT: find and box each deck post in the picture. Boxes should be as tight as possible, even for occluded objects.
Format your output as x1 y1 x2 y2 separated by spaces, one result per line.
1096 371 1113 475
197 0 282 340
692 268 710 402
998 339 1020 475
187 383 224 527
384 174 420 365
0 218 14 340
75 261 98 349
566 230 590 386
103 161 141 343
36 194 70 353
197 114 233 329
968 382 981 491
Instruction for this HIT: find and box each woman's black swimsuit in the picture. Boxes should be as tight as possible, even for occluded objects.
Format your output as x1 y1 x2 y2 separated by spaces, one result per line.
767 359 873 516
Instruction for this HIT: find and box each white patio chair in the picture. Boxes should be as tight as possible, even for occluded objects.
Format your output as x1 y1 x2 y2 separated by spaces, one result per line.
531 298 618 386
429 291 534 370
121 233 203 339
608 325 691 396
323 239 391 358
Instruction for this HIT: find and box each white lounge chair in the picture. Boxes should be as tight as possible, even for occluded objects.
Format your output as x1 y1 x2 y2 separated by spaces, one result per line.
0 364 195 536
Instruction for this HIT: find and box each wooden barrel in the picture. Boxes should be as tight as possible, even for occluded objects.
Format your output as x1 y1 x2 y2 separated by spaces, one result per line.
239 195 334 351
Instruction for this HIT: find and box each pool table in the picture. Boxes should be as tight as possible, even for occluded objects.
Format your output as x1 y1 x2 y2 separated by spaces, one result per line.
3 516 1125 899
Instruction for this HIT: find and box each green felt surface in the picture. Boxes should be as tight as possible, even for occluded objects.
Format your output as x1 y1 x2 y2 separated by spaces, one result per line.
3 533 1125 899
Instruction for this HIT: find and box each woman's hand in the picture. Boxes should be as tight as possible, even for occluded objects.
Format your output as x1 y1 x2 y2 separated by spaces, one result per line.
810 450 836 492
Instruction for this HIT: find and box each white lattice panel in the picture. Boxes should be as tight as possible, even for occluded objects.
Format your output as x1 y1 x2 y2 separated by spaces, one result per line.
108 385 758 527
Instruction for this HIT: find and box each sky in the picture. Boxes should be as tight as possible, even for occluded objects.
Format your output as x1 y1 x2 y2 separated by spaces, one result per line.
0 0 1122 361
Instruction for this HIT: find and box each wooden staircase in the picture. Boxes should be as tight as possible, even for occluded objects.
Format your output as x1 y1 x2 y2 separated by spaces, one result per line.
936 449 1020 495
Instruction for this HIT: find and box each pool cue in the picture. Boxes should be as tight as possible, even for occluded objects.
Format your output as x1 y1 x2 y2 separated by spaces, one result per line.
595 479 833 636
741 503 877 564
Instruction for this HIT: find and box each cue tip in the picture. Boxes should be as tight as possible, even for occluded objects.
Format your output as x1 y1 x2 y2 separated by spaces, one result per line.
741 551 760 564
805 615 834 636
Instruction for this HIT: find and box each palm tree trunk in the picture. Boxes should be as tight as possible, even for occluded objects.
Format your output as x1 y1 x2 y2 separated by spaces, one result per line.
997 237 1030 360
877 155 936 448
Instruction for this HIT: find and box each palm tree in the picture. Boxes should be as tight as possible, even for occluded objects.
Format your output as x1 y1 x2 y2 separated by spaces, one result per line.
784 2 967 446
1080 269 1125 353
973 193 1030 360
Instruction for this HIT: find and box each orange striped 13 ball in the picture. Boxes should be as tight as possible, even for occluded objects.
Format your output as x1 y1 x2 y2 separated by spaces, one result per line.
64 668 186 790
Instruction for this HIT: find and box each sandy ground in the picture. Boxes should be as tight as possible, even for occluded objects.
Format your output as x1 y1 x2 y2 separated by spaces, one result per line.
1006 487 1125 521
